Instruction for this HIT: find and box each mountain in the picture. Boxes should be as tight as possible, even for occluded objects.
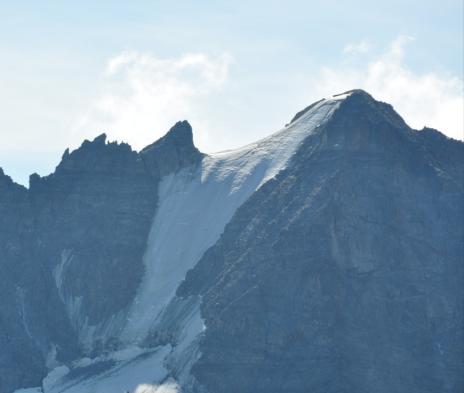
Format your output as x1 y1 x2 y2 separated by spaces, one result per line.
0 90 462 393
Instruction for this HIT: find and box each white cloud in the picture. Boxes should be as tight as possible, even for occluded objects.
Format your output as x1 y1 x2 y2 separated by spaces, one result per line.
343 39 372 54
73 38 462 158
310 35 463 140
72 51 233 150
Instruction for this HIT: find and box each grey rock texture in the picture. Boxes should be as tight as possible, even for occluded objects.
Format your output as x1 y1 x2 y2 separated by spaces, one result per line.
140 121 204 178
0 169 43 391
0 123 202 392
0 90 462 393
179 91 464 393
0 168 78 392
30 135 156 328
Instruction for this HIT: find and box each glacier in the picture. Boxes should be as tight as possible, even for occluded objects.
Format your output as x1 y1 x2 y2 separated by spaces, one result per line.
6 89 461 393
32 95 345 393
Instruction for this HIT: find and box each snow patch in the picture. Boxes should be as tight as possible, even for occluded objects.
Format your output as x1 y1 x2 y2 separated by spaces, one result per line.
134 379 179 393
16 287 33 341
43 366 70 392
43 346 175 393
53 249 73 292
330 91 354 101
53 249 129 352
122 96 342 344
53 250 86 340
38 96 345 392
46 344 59 370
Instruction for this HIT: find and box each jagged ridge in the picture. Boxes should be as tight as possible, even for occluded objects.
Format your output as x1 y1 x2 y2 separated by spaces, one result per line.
0 90 462 393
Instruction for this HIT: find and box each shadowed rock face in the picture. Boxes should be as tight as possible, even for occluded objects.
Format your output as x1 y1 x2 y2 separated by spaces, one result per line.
0 171 46 391
29 136 156 327
0 90 463 393
0 169 79 392
140 121 204 178
0 124 202 393
179 91 464 393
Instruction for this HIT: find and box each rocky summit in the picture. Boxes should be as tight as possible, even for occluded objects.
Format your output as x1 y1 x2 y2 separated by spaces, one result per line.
0 90 462 393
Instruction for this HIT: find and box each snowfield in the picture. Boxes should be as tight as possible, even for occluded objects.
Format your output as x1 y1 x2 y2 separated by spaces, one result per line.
35 95 346 393
122 95 343 343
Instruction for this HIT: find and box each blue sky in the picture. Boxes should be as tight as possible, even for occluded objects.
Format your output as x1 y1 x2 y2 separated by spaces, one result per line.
1 1 462 185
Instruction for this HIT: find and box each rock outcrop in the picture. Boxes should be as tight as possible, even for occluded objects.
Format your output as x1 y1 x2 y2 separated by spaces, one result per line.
0 91 462 393
179 91 464 393
0 123 203 392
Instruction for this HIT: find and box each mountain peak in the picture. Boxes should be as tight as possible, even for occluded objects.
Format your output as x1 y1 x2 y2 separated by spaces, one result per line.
93 132 107 144
333 89 409 131
140 120 203 177
289 89 408 134
78 133 107 148
333 88 372 98
288 89 370 125
165 120 194 142
1 88 462 393
141 121 196 153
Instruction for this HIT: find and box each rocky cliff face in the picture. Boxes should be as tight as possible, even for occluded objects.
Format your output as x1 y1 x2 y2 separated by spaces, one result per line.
0 90 462 393
179 91 463 392
0 123 202 392
140 120 204 178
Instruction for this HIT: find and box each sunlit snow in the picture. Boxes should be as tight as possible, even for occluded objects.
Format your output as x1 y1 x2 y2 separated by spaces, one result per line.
122 96 343 343
39 95 345 392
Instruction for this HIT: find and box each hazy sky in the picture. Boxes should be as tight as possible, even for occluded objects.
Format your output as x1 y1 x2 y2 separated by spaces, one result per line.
1 1 462 185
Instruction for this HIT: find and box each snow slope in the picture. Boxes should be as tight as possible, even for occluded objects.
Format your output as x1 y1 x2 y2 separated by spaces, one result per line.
28 346 176 393
38 94 346 393
122 95 344 343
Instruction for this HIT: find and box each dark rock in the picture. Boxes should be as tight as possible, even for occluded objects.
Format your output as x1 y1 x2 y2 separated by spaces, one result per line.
0 123 203 393
179 92 464 393
1 91 462 393
140 121 203 178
